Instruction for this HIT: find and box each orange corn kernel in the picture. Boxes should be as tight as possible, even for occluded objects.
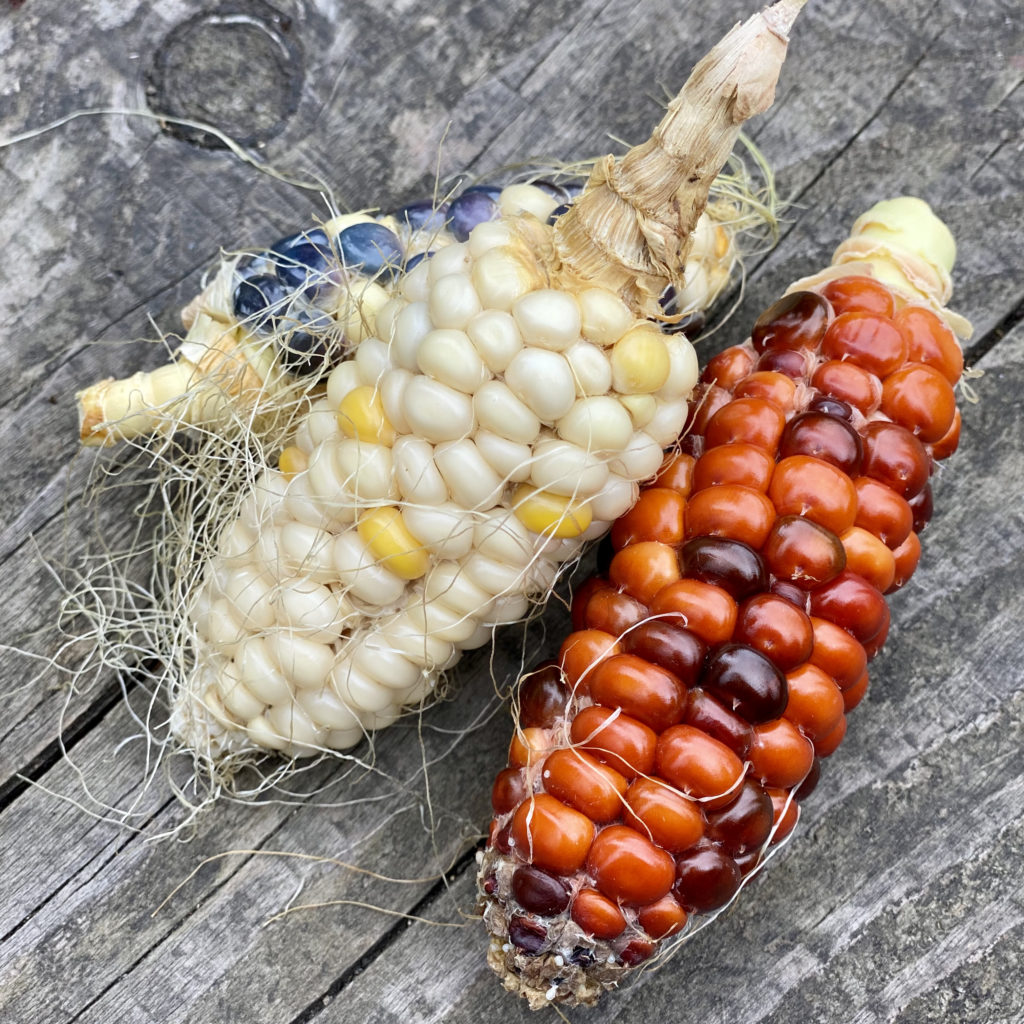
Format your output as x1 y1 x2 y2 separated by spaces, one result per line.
559 629 622 692
768 455 858 535
734 593 814 672
761 515 846 589
508 726 550 768
654 451 696 497
637 894 688 939
766 786 800 843
889 531 922 591
808 616 867 691
684 484 776 548
693 441 775 492
542 748 628 823
624 777 705 852
609 542 682 605
813 713 847 757
881 363 957 443
701 344 755 389
842 670 870 712
656 724 745 807
749 718 815 789
821 312 908 377
581 588 649 638
510 794 594 875
811 359 882 415
930 407 962 461
589 654 688 732
820 275 895 318
587 824 676 905
571 888 627 940
611 487 687 547
649 578 737 645
569 705 657 780
784 663 845 740
734 370 798 412
853 476 914 549
840 526 897 593
705 396 787 453
894 305 963 384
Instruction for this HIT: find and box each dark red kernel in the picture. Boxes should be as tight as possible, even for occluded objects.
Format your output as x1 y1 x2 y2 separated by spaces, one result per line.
702 643 788 724
619 939 656 966
756 347 811 379
512 866 571 916
623 620 707 688
674 846 743 913
508 915 547 955
751 291 831 353
518 662 568 728
683 688 755 758
680 537 768 600
908 484 933 534
706 779 774 854
794 756 822 800
779 412 864 476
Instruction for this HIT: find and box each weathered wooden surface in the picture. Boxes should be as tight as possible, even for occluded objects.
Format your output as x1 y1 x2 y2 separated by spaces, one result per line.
1 1 1023 1022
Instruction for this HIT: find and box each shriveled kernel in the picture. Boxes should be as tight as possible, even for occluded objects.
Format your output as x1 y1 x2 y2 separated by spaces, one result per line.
512 289 582 350
337 385 396 445
512 484 592 538
611 325 672 394
356 507 430 580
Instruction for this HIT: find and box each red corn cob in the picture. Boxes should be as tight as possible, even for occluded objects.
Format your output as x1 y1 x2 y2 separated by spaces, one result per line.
478 198 969 1009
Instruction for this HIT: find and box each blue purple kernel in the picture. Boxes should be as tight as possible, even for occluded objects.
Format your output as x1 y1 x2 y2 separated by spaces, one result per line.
336 222 404 278
447 189 499 242
395 200 449 234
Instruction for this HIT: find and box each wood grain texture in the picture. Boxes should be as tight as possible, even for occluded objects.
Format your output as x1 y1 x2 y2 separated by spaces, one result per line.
1 0 1022 1022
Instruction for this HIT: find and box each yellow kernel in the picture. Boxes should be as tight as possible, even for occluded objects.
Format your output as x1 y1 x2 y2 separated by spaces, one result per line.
278 445 309 479
356 507 430 580
337 385 396 445
610 325 672 394
511 484 593 539
714 224 731 260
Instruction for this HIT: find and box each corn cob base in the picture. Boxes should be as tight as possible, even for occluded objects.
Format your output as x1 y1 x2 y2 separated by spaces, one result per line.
476 197 970 1009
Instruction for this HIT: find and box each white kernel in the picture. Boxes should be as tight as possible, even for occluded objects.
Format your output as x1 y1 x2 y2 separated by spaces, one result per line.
284 479 329 533
405 598 480 644
512 289 581 351
355 336 393 387
235 636 294 704
304 442 357 528
417 329 489 392
393 300 432 370
658 334 700 400
673 259 711 314
380 367 413 435
462 551 527 598
330 661 395 714
456 620 493 651
279 521 337 583
205 598 246 655
217 520 257 567
423 561 494 617
340 281 389 344
556 396 634 453
589 472 639 522
426 241 470 282
335 439 398 502
332 531 407 606
644 397 689 447
220 567 276 630
327 360 364 407
373 296 405 345
381 610 458 670
498 183 559 221
392 435 448 505
466 309 523 373
276 578 346 643
244 714 290 751
565 341 613 396
577 287 634 347
434 438 505 510
482 592 531 625
471 246 538 311
473 430 533 484
428 273 482 330
295 685 362 732
402 502 475 559
467 221 513 257
473 380 541 444
472 509 537 567
265 698 325 749
402 377 475 443
220 669 265 722
306 398 343 446
399 257 431 302
265 631 337 691
608 430 665 480
504 348 576 422
350 634 422 691
530 437 609 497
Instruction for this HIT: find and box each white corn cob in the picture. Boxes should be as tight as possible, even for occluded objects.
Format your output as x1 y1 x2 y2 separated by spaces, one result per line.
170 0 803 761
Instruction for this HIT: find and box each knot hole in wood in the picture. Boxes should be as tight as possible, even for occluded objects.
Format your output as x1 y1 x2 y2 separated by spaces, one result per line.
146 0 303 150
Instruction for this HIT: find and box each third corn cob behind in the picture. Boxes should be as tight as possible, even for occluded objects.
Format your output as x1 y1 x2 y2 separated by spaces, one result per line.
478 195 969 1008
